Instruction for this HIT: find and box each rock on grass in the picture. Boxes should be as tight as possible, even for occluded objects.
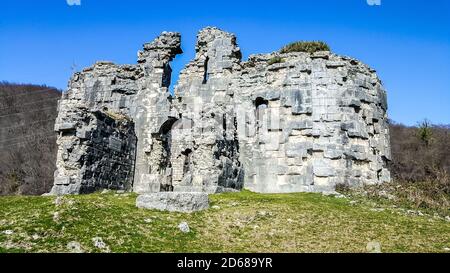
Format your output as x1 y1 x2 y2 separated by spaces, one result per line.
178 222 190 233
67 241 83 253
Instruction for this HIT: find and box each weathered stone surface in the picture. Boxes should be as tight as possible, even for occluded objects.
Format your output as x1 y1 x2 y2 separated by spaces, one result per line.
366 241 382 253
136 192 209 212
66 241 84 253
50 26 391 196
51 110 137 195
50 32 181 195
92 237 110 252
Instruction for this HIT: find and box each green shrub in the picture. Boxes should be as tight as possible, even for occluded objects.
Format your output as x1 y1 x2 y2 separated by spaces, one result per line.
280 41 330 54
365 177 450 216
337 172 450 217
417 119 433 146
267 56 285 65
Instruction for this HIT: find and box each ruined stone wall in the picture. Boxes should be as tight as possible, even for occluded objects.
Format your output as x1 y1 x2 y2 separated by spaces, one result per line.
165 28 244 193
131 32 182 193
83 111 136 192
51 61 141 194
232 51 391 193
169 27 390 193
50 26 391 195
51 109 136 194
51 33 182 195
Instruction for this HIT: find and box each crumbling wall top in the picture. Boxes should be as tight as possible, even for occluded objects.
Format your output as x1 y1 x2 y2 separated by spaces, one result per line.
195 27 240 57
138 31 182 63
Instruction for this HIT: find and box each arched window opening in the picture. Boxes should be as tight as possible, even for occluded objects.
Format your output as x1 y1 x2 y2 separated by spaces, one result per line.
254 97 268 125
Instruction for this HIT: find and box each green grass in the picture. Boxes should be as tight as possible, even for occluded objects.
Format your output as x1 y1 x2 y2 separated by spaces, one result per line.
280 41 330 54
267 56 285 65
0 190 449 253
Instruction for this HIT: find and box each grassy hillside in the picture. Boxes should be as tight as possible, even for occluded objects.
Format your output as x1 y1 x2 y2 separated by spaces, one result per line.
0 190 448 253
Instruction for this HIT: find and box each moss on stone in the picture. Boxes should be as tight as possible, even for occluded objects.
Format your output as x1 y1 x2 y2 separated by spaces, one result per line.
267 56 285 65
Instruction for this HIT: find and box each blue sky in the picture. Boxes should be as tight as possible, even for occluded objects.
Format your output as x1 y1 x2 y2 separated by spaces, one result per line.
0 0 449 125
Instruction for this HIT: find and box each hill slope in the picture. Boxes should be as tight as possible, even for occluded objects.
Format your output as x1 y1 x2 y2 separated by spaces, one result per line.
0 82 61 195
0 191 448 253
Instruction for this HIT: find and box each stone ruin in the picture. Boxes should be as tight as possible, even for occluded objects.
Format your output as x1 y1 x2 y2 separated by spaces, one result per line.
50 27 391 198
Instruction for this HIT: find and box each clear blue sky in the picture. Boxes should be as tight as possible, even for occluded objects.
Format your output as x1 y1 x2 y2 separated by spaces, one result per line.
1 0 449 125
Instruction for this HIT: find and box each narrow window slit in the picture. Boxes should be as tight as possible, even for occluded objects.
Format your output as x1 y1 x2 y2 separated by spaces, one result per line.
202 57 209 84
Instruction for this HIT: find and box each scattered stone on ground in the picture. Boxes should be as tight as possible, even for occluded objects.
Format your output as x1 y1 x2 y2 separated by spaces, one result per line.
92 237 110 252
54 196 74 206
53 211 60 222
366 241 382 253
178 222 190 233
67 241 84 253
54 196 64 206
3 230 14 235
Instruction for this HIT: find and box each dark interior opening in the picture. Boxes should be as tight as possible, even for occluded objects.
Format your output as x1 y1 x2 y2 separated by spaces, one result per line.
156 118 179 191
202 57 209 84
181 148 192 156
181 148 193 175
222 113 227 131
162 63 172 88
254 97 269 108
159 117 178 135
255 97 269 126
